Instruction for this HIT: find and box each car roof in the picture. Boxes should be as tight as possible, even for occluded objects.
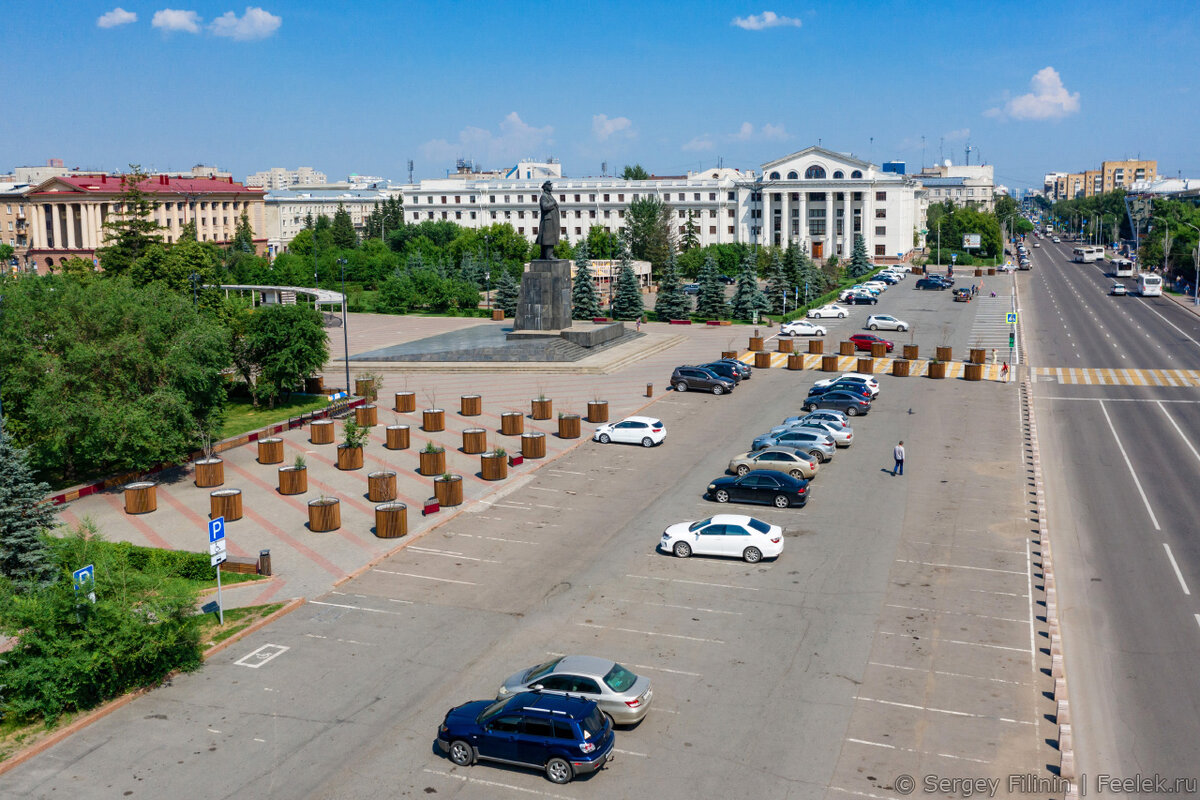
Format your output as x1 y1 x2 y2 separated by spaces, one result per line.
620 415 660 425
742 469 803 484
710 513 763 526
757 445 807 455
506 691 597 718
548 654 617 677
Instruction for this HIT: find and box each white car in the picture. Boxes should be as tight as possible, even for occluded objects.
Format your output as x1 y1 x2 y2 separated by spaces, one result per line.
813 372 880 397
780 320 827 337
1033 242 1041 248
866 314 908 332
1110 282 1127 296
661 514 783 562
808 303 848 319
852 284 883 296
788 419 853 447
1052 237 1061 243
880 268 907 279
593 415 665 447
861 281 888 292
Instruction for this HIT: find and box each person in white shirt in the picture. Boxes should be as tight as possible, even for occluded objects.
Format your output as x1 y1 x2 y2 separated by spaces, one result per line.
892 441 905 476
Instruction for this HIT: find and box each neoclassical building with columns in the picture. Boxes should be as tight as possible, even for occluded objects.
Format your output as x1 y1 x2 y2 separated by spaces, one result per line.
24 174 265 273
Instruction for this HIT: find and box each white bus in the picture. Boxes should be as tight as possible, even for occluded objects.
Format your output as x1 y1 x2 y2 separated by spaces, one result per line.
1137 273 1163 297
1072 247 1102 263
1112 258 1134 277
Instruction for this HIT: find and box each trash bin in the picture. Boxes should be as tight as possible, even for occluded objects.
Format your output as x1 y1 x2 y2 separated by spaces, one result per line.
258 549 272 576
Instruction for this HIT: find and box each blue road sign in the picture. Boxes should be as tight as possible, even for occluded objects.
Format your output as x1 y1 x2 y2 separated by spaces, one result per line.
73 564 94 590
209 516 225 543
1006 312 1018 324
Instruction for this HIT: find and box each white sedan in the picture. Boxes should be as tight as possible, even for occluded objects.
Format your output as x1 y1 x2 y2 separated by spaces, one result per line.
808 303 849 319
661 514 783 562
813 372 880 396
866 314 909 332
780 320 827 337
593 415 665 447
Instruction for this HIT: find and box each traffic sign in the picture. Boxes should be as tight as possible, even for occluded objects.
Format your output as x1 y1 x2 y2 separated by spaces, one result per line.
1006 312 1018 324
209 539 227 557
211 551 228 567
209 516 225 543
73 564 96 603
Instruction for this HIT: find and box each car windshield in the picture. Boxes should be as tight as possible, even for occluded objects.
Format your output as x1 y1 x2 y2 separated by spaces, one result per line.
524 657 563 682
477 697 511 723
603 663 638 692
747 518 770 534
688 518 712 532
581 706 607 740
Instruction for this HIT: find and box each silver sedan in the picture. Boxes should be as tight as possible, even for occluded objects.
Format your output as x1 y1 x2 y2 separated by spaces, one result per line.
497 655 652 725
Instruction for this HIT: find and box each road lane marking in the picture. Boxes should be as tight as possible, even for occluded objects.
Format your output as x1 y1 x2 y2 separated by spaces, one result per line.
1163 543 1191 596
576 622 724 644
624 598 743 615
372 568 477 585
233 643 289 669
308 600 409 615
1098 400 1161 531
625 573 758 591
1156 401 1200 466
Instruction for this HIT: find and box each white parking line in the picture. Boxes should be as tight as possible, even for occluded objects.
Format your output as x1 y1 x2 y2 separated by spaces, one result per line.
868 661 1032 687
627 599 742 616
546 651 702 678
576 622 724 644
894 559 1026 576
547 469 585 475
625 573 758 591
613 748 647 757
423 768 574 800
452 532 537 545
828 786 903 800
845 738 990 764
968 588 1027 599
1099 400 1161 531
373 569 477 586
884 603 1026 624
233 643 290 669
309 600 409 615
877 630 1029 653
1163 543 1191 596
408 546 500 564
855 696 1034 725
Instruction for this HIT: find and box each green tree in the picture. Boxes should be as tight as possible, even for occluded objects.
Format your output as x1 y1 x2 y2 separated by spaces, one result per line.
586 226 619 260
681 211 700 251
52 256 99 284
654 248 690 321
621 164 650 181
609 243 644 321
233 210 255 253
245 304 329 407
0 421 58 588
0 244 15 265
571 242 601 320
495 269 520 316
695 254 727 319
628 196 674 274
846 234 872 279
331 203 357 249
796 245 825 304
95 166 163 276
765 251 791 313
782 244 802 291
730 252 770 320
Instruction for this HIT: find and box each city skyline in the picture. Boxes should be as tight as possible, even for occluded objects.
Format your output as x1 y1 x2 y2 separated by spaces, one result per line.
4 1 1198 188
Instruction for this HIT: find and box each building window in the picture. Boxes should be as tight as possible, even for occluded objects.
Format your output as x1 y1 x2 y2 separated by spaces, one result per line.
875 245 886 256
454 196 460 203
604 194 610 201
589 210 596 218
728 191 736 201
709 210 717 218
805 165 826 179
412 212 419 219
518 210 524 219
769 172 781 180
875 209 886 219
833 171 844 179
678 210 685 218
875 191 886 201
709 192 716 201
576 227 582 235
853 192 861 201
786 171 798 180
489 195 496 203
709 226 717 235
455 211 462 219
851 170 863 179
875 226 886 236
618 194 625 202
728 226 735 234
604 210 610 218
728 209 735 217
520 227 525 234
574 194 581 202
470 211 476 219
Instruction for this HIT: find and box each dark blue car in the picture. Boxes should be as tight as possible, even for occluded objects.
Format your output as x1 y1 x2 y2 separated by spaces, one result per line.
437 691 614 784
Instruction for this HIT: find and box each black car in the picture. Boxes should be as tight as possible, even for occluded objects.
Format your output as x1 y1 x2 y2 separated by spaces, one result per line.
847 293 878 305
707 469 810 509
717 274 736 285
802 390 872 416
682 283 700 295
806 381 873 400
714 358 752 379
874 273 899 285
701 361 743 383
670 366 734 395
915 278 949 290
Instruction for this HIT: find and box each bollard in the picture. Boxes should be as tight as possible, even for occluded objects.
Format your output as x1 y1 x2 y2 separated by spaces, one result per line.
1058 698 1071 726
1059 723 1073 754
1054 677 1067 701
1050 632 1062 656
258 549 272 576
1051 653 1064 678
645 382 653 397
1061 749 1077 781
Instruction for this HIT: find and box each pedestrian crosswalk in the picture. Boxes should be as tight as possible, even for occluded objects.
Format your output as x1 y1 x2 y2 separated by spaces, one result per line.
966 295 1020 365
737 352 1009 381
1033 367 1200 386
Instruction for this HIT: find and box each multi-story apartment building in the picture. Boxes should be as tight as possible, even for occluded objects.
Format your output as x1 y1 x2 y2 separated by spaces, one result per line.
1050 160 1157 200
244 166 328 190
915 162 997 213
24 173 265 273
0 184 32 267
263 187 391 255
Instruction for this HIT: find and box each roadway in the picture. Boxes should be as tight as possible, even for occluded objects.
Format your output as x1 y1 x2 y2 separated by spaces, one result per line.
1022 236 1200 791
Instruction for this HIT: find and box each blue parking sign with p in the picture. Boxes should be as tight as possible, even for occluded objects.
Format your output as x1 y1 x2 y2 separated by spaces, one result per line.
209 517 225 543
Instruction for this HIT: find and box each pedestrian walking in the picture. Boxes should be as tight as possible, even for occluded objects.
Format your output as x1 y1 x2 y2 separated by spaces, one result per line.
1001 362 1010 381
636 316 643 332
991 348 997 365
892 441 905 477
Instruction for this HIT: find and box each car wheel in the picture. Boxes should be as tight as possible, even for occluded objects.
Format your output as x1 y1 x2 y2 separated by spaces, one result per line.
838 313 846 318
641 437 653 448
809 450 825 463
789 469 803 479
546 757 573 785
744 546 764 562
804 403 816 412
869 324 878 330
675 381 689 393
448 740 474 767
846 406 859 417
673 541 692 558
899 325 908 332
736 465 750 477
714 489 730 503
712 384 724 395
598 433 611 444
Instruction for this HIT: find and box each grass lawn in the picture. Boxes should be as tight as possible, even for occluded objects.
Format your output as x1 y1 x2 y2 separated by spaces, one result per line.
196 602 287 647
220 394 331 439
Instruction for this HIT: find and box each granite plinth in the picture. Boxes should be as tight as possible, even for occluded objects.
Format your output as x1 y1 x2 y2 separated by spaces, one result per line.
349 323 642 363
513 259 572 331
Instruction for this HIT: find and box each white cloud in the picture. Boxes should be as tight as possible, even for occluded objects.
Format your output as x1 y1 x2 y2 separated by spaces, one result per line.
682 137 715 152
732 11 802 31
422 112 554 166
152 9 202 34
989 67 1080 120
944 127 970 141
733 122 755 141
211 6 282 41
592 114 633 141
728 122 787 142
97 7 137 28
761 123 788 141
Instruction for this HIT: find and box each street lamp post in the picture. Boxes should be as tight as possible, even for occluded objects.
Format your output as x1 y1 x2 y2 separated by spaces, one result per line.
337 257 350 393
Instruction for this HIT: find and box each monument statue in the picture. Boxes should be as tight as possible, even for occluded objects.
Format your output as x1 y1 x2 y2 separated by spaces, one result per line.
535 181 560 260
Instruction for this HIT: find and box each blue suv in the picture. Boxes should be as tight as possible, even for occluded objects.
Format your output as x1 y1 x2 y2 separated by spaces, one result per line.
437 691 615 784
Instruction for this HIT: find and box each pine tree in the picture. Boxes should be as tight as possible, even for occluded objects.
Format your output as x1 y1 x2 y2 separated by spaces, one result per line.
0 421 58 588
331 203 357 249
654 248 691 321
571 241 602 320
765 251 791 314
730 251 771 320
304 212 314 229
609 243 644 321
496 269 520 316
695 254 727 319
233 210 255 253
681 211 700 251
847 234 872 279
783 244 802 291
96 165 164 275
796 245 824 304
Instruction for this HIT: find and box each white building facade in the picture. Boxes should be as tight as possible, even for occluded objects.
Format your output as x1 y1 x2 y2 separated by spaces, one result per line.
246 166 328 190
264 187 391 255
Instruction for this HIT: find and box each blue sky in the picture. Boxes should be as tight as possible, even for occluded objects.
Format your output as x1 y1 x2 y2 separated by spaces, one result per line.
4 1 1198 189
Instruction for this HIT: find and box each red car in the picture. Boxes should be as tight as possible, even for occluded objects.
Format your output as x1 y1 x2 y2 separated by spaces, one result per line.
849 333 894 352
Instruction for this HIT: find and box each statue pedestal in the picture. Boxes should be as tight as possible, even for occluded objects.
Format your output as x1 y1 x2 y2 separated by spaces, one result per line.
513 259 572 332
